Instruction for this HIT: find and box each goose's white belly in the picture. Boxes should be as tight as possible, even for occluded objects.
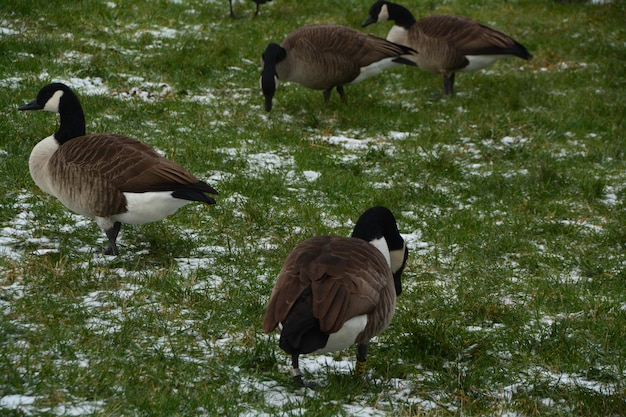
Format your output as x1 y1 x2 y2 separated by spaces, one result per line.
462 54 510 72
315 314 368 353
114 192 190 224
350 58 403 85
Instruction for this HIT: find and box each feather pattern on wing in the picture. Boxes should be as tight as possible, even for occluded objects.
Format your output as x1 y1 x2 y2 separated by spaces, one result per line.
279 24 414 90
263 235 396 342
416 15 530 57
48 134 216 217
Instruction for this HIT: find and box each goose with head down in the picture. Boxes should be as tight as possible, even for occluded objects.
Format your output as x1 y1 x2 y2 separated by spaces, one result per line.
260 24 417 111
263 206 408 387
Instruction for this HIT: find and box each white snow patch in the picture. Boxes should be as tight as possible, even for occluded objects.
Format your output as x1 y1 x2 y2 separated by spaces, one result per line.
302 170 321 182
310 135 377 151
0 27 19 36
247 152 295 174
530 366 620 395
0 77 23 88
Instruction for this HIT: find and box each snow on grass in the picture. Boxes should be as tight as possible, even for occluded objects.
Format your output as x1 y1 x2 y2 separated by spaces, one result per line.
2 6 625 415
0 191 58 259
308 134 378 151
0 395 105 416
247 152 295 175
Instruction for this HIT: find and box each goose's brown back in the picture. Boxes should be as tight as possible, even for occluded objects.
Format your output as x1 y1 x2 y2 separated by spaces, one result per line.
263 235 396 343
279 24 413 90
49 134 204 217
401 14 530 73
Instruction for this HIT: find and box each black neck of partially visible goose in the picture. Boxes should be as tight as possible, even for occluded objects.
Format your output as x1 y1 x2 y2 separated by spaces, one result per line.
261 43 286 112
55 89 86 144
351 206 407 295
387 2 416 29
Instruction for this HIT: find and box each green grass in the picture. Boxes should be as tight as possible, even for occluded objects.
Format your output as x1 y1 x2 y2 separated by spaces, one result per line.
1 0 625 415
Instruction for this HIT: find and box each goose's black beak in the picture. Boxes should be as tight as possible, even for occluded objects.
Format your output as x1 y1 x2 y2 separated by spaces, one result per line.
18 99 42 111
264 95 273 112
361 16 376 27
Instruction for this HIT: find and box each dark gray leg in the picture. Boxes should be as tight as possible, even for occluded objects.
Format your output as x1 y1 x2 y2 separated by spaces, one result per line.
229 0 235 18
323 88 332 102
443 73 455 96
104 221 121 256
291 354 314 388
337 85 346 102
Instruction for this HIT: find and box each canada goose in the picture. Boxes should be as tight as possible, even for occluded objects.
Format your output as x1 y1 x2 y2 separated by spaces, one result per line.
229 0 272 18
260 24 417 111
362 1 533 96
263 206 408 387
18 82 218 256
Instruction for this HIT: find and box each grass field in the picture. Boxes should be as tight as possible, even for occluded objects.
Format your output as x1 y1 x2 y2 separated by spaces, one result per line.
1 0 625 415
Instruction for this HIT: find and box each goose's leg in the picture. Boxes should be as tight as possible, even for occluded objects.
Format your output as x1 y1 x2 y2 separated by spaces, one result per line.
443 73 455 96
104 221 122 256
323 88 332 102
254 2 261 16
229 0 235 18
355 343 368 376
291 354 314 388
337 85 346 102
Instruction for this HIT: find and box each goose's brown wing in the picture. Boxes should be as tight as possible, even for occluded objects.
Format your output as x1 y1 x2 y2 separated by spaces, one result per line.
54 134 201 192
358 32 415 67
283 25 413 88
50 134 210 217
417 15 521 55
263 235 391 334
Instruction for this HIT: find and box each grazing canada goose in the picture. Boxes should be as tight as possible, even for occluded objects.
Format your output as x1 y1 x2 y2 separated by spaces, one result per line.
362 1 533 96
263 206 408 387
228 0 272 18
18 82 218 256
260 24 417 111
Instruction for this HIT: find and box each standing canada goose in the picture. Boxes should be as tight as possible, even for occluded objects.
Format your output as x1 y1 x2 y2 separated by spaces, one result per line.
260 24 417 111
263 206 408 387
228 0 272 18
18 83 218 256
362 1 533 96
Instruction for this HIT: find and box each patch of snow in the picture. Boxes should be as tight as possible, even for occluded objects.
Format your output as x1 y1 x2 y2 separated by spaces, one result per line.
0 27 19 36
247 152 295 175
0 77 23 88
302 171 321 182
310 135 377 151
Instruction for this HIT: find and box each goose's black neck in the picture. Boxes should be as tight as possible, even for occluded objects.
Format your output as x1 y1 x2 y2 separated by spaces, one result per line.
388 2 416 29
55 93 86 145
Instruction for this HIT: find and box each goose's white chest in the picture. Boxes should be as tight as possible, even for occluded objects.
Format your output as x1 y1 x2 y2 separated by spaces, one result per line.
29 135 59 197
386 25 409 47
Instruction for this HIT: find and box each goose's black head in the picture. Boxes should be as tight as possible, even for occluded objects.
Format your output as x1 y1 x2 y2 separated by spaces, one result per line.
362 1 387 27
260 43 287 112
19 82 86 142
362 1 415 29
19 83 74 113
351 206 408 296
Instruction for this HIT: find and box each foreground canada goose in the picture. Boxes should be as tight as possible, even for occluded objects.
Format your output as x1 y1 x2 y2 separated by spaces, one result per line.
362 1 533 96
260 24 417 111
18 83 218 255
228 0 272 18
263 206 408 387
